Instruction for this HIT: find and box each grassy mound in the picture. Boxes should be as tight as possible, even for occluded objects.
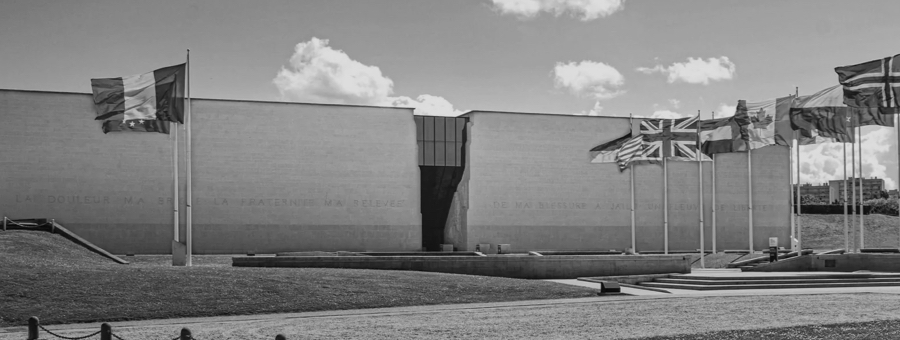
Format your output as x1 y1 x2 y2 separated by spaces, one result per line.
799 214 900 250
0 230 597 327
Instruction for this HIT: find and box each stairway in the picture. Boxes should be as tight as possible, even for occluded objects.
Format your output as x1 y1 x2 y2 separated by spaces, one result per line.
639 273 900 291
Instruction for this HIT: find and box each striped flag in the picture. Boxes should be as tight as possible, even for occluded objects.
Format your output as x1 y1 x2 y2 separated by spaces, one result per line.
615 135 643 170
90 63 186 134
835 54 900 114
589 132 631 164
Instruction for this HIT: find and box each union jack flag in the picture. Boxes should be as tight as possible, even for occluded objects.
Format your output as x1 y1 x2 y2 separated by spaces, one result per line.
634 116 710 162
835 54 900 114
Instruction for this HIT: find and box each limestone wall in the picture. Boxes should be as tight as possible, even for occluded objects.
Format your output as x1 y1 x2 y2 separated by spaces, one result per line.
0 90 421 254
460 111 790 252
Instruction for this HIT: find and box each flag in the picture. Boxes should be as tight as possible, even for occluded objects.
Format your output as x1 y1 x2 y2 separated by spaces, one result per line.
590 132 631 163
637 116 710 162
790 85 894 143
699 117 747 155
835 54 900 114
91 63 186 134
615 135 643 171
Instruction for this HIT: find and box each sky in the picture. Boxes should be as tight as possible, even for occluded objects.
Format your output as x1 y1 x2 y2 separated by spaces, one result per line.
2 0 900 189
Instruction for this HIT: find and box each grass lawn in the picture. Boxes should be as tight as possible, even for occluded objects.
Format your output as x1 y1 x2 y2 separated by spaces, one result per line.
799 214 900 250
0 230 597 327
634 319 900 340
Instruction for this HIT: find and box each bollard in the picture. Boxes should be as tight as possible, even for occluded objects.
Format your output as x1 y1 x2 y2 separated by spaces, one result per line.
27 316 39 340
181 327 192 340
101 323 112 340
275 334 287 340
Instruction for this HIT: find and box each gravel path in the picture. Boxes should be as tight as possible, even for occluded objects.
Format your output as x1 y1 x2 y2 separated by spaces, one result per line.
6 292 900 340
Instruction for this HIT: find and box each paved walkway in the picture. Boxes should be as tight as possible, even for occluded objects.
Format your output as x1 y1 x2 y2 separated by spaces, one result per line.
6 269 900 339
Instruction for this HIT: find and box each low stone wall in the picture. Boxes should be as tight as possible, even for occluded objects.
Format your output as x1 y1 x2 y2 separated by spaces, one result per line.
232 255 692 279
749 253 900 272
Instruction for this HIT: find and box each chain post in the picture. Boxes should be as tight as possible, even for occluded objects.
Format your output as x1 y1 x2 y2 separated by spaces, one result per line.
181 327 192 340
51 218 56 233
27 316 39 340
276 334 287 340
101 323 112 340
3 216 7 231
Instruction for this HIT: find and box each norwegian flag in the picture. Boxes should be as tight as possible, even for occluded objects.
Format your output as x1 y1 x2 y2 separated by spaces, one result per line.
835 54 900 114
634 116 710 162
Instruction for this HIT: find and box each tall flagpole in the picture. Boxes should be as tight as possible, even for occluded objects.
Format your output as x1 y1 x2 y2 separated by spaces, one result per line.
851 126 857 253
629 114 636 253
747 146 754 253
697 112 705 268
859 124 865 250
844 141 849 251
711 111 717 254
664 144 669 255
172 123 179 243
788 94 795 250
795 87 802 253
185 49 193 267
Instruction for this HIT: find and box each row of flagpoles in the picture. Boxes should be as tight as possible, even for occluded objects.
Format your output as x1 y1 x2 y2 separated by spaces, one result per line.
599 54 900 263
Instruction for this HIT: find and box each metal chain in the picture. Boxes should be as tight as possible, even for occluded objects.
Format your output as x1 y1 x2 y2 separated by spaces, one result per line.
6 219 51 228
38 324 102 340
112 332 126 340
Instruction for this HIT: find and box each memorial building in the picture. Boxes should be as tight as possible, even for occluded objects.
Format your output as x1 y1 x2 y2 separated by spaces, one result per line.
0 89 791 254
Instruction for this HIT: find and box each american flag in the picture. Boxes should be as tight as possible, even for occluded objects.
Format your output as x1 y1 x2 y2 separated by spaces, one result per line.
615 135 643 170
634 116 710 162
835 54 900 114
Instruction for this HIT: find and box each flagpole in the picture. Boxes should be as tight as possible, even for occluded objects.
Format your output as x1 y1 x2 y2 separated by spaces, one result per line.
697 112 705 268
664 148 669 255
711 111 717 254
172 122 179 243
851 126 857 253
795 87 802 253
747 146 754 253
629 114 636 253
859 124 864 250
789 128 795 250
185 49 193 267
844 141 849 251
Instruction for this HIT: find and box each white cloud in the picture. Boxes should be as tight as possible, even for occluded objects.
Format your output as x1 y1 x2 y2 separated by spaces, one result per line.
713 103 737 118
669 99 681 109
273 38 464 116
648 110 684 119
572 101 604 116
273 37 394 105
797 127 898 191
491 0 625 21
553 61 625 100
391 94 465 117
637 56 736 85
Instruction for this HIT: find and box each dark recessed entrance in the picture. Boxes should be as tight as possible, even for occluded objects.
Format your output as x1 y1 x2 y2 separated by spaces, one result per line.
415 116 467 251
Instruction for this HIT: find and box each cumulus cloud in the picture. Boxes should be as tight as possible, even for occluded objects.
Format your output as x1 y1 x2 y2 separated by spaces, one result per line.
648 110 685 119
273 37 395 105
669 99 681 109
797 127 898 190
553 61 625 100
713 103 737 118
491 0 625 21
391 94 465 117
273 37 464 116
571 101 605 116
637 56 736 85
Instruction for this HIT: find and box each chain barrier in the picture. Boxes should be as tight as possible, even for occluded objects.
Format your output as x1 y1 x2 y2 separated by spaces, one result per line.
29 317 286 340
5 219 52 229
38 324 101 340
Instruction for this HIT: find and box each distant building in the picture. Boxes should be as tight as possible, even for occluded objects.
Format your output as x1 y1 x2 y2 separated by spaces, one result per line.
890 189 899 200
827 177 885 203
794 183 829 203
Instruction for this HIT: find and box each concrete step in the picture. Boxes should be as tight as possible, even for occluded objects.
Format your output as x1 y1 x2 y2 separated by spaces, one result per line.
639 280 900 291
670 273 900 281
655 277 900 285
